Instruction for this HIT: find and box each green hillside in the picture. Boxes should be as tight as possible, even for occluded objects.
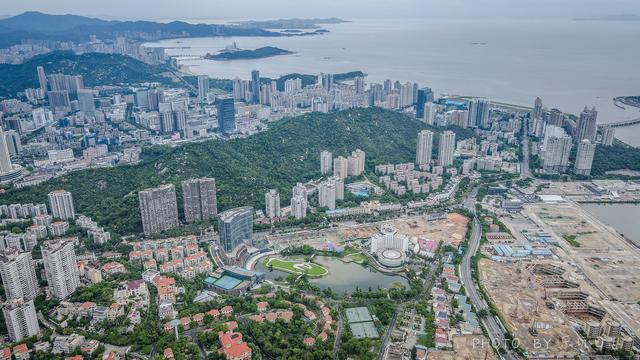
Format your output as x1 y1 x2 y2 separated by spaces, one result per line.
0 107 473 235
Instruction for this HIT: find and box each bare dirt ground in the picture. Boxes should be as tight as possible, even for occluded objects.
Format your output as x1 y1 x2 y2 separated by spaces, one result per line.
478 258 589 357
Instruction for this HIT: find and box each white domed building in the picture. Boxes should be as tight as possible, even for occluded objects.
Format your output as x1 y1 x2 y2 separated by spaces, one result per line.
370 224 408 268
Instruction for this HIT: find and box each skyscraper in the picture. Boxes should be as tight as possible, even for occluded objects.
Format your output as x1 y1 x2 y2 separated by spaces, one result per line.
292 183 308 200
600 126 615 146
320 150 332 174
574 140 596 176
48 190 75 220
217 98 236 135
0 250 38 301
2 298 40 342
251 70 260 104
543 135 572 173
423 102 438 125
415 87 434 119
37 66 47 93
532 97 543 120
333 156 349 179
318 181 337 210
468 99 491 128
347 149 366 176
42 238 80 299
182 178 217 223
437 131 456 167
197 75 210 101
290 195 307 219
264 189 281 219
0 126 13 174
77 89 96 114
218 207 253 253
139 184 179 236
416 130 434 165
576 106 598 143
47 90 70 111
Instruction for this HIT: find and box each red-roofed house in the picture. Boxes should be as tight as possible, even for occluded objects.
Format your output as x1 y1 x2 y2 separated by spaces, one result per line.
66 355 83 360
218 332 252 360
163 348 175 360
221 305 233 316
207 309 220 318
224 321 238 332
318 332 328 342
256 301 268 312
0 348 10 360
192 313 205 325
180 316 191 330
12 344 29 360
303 337 316 347
280 310 293 322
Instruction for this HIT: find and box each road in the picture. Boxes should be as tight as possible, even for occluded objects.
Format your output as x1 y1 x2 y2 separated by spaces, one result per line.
459 189 519 360
377 304 401 360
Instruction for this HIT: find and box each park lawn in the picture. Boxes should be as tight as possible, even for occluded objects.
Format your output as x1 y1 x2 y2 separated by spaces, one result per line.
264 257 329 277
349 252 368 264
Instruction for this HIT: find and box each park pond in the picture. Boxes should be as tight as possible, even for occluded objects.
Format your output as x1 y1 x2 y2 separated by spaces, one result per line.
255 255 408 294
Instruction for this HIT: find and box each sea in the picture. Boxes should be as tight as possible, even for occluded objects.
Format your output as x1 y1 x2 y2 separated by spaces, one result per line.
144 18 640 144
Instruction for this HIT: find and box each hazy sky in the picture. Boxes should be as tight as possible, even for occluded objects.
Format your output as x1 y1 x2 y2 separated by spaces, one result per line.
3 0 640 20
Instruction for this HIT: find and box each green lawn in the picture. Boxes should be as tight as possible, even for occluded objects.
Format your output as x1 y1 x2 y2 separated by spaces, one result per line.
264 257 329 277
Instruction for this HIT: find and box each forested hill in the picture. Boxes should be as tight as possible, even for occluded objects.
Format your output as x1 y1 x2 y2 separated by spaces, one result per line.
0 107 473 235
0 51 171 98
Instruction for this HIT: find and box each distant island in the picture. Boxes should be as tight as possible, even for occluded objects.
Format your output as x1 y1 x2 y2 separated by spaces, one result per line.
575 14 640 21
233 18 349 29
205 46 294 61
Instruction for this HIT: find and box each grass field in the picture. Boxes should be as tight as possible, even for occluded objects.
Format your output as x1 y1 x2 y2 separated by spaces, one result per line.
343 247 368 264
264 257 329 277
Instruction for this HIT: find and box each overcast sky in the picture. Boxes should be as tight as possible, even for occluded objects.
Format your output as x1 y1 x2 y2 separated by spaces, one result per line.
3 0 640 20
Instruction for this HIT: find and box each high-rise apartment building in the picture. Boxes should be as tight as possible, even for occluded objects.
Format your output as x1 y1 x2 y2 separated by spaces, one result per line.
333 156 349 179
416 130 434 165
318 180 337 210
182 178 217 223
574 140 597 176
292 183 307 200
197 75 209 101
468 99 491 128
37 66 47 93
423 102 438 125
217 98 236 135
264 189 281 219
2 298 40 342
543 135 572 173
347 149 366 176
415 87 434 119
251 70 260 104
42 238 80 299
77 89 96 114
139 184 179 236
0 250 38 301
600 126 615 146
437 131 456 167
47 90 70 111
320 150 332 174
290 195 307 219
576 106 598 143
48 190 75 220
218 207 253 253
0 126 13 174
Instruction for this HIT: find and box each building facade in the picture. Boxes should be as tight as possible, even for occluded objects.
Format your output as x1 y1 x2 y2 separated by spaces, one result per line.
0 250 39 301
218 207 254 253
42 238 80 299
48 190 75 220
182 178 217 223
437 131 456 167
416 130 434 165
139 184 179 236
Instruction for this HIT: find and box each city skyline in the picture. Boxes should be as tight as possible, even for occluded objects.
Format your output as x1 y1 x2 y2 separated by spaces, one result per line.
2 0 640 20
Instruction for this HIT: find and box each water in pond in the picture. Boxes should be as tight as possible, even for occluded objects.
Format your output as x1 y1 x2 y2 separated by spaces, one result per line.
255 255 408 294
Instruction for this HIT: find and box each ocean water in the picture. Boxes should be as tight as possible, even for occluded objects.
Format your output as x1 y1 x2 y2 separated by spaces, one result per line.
145 18 640 143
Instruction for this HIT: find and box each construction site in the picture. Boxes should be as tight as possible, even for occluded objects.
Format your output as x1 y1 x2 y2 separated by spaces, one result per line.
478 199 640 357
266 212 468 251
